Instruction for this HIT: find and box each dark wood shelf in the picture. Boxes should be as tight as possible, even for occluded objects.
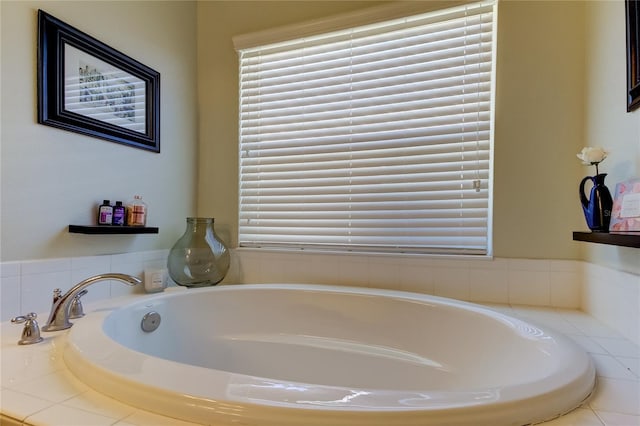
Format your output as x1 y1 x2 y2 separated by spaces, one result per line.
573 231 640 248
69 225 159 235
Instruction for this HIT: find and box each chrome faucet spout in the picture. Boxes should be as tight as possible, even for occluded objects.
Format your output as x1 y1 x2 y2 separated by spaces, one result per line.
42 273 141 332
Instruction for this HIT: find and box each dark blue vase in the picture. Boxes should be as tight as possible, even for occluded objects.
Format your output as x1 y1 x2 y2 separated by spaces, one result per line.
579 173 613 232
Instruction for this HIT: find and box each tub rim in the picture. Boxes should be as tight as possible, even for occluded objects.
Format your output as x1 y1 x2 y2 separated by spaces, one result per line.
63 283 596 426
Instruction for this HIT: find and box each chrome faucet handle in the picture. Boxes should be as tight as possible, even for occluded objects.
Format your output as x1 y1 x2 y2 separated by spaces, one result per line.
11 312 44 345
69 289 88 319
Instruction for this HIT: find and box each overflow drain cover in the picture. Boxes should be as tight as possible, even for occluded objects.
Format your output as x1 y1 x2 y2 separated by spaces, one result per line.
141 311 161 332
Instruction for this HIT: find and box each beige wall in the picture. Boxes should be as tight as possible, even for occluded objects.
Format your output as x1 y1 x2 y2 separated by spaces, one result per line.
0 1 198 261
493 1 586 260
2 0 637 275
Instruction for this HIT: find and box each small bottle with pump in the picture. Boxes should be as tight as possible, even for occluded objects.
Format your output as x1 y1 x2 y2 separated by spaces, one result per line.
126 195 147 226
112 201 126 226
97 200 113 225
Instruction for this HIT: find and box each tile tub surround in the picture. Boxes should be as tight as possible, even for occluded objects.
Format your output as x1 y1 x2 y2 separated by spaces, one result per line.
0 252 579 322
1 250 639 345
233 250 585 307
0 296 639 426
0 250 171 322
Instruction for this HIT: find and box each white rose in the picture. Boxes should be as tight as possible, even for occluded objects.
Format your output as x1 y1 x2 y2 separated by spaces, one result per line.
577 147 608 164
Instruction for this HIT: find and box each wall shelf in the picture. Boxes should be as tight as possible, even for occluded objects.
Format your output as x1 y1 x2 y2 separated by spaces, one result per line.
69 225 159 235
572 231 640 248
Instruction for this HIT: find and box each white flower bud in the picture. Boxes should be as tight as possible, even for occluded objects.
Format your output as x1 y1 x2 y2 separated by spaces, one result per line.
577 147 608 165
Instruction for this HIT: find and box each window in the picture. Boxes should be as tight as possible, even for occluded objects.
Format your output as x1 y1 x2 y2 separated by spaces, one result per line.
235 1 496 255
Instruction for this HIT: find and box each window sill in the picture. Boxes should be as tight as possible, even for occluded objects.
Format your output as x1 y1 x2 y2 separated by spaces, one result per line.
235 246 493 261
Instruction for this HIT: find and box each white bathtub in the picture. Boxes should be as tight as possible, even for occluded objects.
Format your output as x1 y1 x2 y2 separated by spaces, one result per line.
64 284 595 426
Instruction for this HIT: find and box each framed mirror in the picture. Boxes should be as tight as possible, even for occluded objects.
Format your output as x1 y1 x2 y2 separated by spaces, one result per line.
37 10 161 152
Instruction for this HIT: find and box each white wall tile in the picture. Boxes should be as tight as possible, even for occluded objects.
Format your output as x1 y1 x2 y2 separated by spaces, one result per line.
337 255 370 287
223 250 241 283
508 258 550 271
433 267 470 300
20 271 72 316
139 249 169 262
109 254 146 297
283 252 311 282
140 250 170 274
613 271 640 344
70 257 113 304
231 254 569 307
468 268 509 303
71 255 111 271
0 262 20 278
110 252 143 267
466 257 507 270
253 252 293 283
367 259 401 289
274 255 315 284
20 258 71 275
508 269 550 306
234 250 263 283
303 253 339 285
426 258 470 269
252 251 288 283
583 263 640 346
0 276 21 321
550 270 581 308
397 261 433 294
549 259 583 272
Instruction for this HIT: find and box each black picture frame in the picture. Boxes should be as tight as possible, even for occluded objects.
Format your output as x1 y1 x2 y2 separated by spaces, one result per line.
626 0 640 112
37 10 160 152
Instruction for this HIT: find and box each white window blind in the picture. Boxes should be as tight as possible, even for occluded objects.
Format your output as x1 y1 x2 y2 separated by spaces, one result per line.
236 1 496 255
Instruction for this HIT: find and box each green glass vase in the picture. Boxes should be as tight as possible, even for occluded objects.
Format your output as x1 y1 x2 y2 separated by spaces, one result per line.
167 218 230 287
